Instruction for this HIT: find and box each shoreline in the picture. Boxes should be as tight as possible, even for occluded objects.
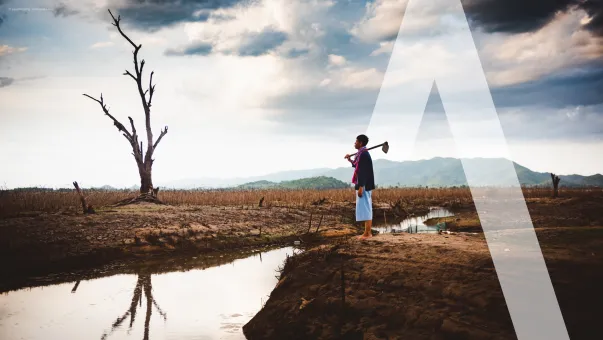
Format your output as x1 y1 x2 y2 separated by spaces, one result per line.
1 201 409 293
243 227 603 339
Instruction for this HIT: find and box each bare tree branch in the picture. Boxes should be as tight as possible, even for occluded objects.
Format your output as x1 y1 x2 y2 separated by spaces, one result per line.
152 298 167 320
147 71 155 108
84 9 168 196
140 59 145 76
108 9 137 50
82 93 133 142
153 126 168 149
107 9 155 163
123 70 136 81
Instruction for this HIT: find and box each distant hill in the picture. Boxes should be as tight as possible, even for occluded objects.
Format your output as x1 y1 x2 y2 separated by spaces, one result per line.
91 157 603 190
320 157 603 188
237 176 350 190
159 168 331 189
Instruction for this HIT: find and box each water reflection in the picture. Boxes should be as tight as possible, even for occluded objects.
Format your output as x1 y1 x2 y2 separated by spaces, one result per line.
0 247 298 340
99 273 166 340
375 207 454 234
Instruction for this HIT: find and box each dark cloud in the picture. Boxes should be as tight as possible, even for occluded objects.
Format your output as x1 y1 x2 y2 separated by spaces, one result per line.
0 75 46 88
236 28 288 57
53 3 79 17
165 28 287 57
110 0 248 32
164 42 213 56
491 63 603 108
463 0 603 36
0 0 7 27
283 48 310 59
0 76 14 88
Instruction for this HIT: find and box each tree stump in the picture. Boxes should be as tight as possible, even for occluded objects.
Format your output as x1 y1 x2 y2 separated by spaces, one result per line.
73 181 95 214
551 173 560 198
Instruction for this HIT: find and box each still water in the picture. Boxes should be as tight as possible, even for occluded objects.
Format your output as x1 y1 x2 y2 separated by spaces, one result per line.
375 207 455 234
0 247 297 340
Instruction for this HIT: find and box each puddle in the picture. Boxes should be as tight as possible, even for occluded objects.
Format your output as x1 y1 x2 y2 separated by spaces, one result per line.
375 207 454 234
0 247 299 340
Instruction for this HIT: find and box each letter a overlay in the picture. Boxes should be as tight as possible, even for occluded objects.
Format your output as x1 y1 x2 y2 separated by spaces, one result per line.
366 0 570 339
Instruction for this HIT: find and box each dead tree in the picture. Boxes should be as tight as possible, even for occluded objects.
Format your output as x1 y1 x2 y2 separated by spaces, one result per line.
83 9 167 200
73 181 95 214
551 173 561 198
100 273 166 340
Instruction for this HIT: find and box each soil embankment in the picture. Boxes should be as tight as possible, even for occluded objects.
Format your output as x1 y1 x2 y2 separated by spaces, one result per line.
244 227 603 340
0 203 361 292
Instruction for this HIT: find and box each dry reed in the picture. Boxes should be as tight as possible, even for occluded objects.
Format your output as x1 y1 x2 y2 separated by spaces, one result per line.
0 186 598 217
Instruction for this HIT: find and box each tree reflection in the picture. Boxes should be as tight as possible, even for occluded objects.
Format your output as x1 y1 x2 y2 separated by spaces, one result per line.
100 273 167 340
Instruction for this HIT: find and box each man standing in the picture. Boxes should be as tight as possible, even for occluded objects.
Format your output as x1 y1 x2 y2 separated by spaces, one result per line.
345 134 375 239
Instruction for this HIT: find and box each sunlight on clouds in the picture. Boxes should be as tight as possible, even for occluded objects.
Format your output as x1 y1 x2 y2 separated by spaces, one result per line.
176 54 292 111
370 41 394 56
481 8 603 86
337 67 383 89
328 54 346 66
0 45 27 56
181 0 334 55
351 0 461 43
351 0 407 43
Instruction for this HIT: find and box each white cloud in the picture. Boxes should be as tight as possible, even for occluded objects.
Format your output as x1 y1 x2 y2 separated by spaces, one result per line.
336 67 383 89
370 41 394 56
479 9 603 86
182 0 335 56
319 78 332 87
351 0 460 43
328 54 346 66
90 41 114 49
351 0 407 43
0 45 27 56
352 1 603 89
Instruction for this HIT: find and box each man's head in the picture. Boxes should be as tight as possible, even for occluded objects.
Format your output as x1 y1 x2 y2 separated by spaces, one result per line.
355 134 369 149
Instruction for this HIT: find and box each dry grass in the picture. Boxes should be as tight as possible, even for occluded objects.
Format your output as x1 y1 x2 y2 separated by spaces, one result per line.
0 186 599 218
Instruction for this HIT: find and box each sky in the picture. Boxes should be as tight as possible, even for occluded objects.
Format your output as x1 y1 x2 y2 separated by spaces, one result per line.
0 0 602 188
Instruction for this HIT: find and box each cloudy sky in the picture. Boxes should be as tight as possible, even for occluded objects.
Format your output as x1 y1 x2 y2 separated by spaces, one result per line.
0 0 602 188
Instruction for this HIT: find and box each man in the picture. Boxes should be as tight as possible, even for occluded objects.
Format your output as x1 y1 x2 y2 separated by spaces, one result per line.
345 134 375 240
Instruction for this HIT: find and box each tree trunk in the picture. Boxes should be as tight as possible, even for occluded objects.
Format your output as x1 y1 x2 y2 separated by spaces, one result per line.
139 165 153 196
551 173 560 198
73 181 95 214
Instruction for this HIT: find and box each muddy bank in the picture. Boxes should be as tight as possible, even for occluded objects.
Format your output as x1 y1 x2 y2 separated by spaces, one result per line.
0 203 362 292
243 227 603 340
425 195 603 233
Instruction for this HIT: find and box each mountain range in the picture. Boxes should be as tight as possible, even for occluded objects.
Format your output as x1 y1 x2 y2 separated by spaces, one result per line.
155 157 603 189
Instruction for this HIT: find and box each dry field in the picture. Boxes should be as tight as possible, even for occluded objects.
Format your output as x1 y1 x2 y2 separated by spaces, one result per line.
2 186 602 294
1 186 596 218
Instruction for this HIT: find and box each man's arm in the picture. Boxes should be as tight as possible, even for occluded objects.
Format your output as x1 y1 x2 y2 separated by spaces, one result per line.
356 153 368 187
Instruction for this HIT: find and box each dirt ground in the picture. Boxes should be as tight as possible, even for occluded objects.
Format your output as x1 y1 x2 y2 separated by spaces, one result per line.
428 195 603 232
243 227 603 340
243 193 603 340
3 191 603 339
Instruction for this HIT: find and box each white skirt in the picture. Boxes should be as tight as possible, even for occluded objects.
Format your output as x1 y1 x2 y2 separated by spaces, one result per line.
355 187 373 222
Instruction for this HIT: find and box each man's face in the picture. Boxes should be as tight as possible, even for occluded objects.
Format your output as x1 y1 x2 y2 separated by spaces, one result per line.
354 139 362 149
